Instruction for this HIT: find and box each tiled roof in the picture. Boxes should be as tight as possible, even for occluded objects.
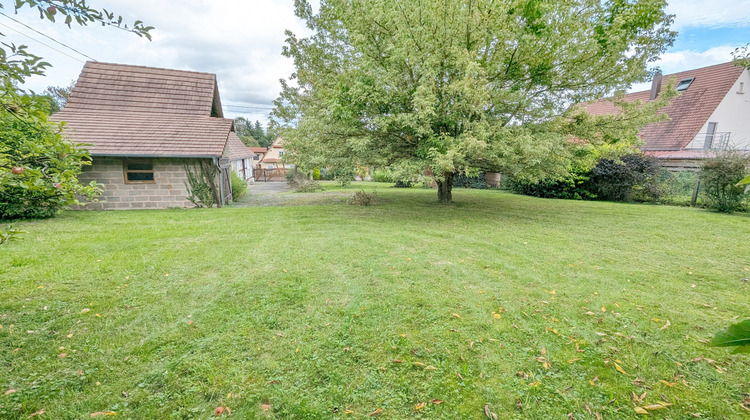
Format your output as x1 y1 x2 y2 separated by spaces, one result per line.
271 144 283 148
585 62 744 151
249 147 268 154
64 62 222 117
224 133 256 160
51 111 233 157
262 158 281 163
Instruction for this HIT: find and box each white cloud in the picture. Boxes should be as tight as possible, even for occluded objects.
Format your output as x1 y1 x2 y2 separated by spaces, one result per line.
668 0 750 29
2 0 318 122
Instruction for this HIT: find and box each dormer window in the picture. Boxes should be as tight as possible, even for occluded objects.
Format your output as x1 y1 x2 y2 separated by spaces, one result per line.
676 77 695 91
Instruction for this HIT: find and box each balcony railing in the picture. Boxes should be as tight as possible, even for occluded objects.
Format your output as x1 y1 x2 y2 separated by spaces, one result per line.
684 132 731 150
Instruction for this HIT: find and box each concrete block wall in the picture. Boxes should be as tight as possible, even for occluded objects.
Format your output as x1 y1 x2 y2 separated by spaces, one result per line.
76 157 209 210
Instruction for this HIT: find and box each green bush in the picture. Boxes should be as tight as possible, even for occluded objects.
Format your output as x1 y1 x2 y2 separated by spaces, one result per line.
509 153 669 203
0 94 100 219
312 167 321 180
231 172 248 200
587 153 662 202
507 164 593 200
371 169 395 183
394 180 413 188
699 151 750 213
453 172 489 189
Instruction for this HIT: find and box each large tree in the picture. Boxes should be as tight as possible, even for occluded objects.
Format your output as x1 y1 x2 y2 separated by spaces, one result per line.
274 0 676 203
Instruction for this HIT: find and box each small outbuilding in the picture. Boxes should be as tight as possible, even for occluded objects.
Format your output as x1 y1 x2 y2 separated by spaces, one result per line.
52 61 248 209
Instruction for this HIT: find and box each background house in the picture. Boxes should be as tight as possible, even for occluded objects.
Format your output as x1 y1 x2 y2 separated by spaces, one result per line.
586 62 750 170
256 137 292 181
51 62 246 209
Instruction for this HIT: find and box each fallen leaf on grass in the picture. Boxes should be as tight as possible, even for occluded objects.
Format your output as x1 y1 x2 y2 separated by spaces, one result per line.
369 408 383 416
659 380 676 387
643 403 672 410
601 306 607 313
28 409 45 417
431 399 443 404
424 365 437 370
80 308 90 314
4 389 16 395
59 353 67 358
391 359 403 363
451 313 461 319
661 320 671 331
614 363 627 375
484 404 498 419
90 412 117 417
634 407 649 414
585 311 595 316
261 403 271 411
537 357 551 370
415 402 425 410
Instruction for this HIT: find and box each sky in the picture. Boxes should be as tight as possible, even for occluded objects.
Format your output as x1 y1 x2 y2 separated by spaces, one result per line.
2 0 749 123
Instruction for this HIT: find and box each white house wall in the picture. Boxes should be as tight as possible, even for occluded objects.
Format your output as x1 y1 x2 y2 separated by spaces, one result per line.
696 68 750 150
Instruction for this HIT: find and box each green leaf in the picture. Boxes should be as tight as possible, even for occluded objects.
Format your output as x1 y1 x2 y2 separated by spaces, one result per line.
712 319 750 348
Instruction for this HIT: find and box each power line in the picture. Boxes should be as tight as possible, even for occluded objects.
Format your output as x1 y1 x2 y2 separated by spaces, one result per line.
0 11 96 62
0 21 85 63
224 104 275 110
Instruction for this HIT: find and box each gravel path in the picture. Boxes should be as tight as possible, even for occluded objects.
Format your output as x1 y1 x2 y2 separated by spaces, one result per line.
231 182 352 207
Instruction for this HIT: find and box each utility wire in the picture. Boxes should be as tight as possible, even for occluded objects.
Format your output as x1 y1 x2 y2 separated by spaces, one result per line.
0 21 84 63
224 103 274 110
0 11 97 62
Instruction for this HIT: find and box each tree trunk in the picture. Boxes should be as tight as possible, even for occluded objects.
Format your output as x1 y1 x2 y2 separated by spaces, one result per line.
436 172 454 203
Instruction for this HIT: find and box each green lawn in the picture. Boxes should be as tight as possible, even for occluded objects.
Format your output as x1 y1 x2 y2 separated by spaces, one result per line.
1 185 749 419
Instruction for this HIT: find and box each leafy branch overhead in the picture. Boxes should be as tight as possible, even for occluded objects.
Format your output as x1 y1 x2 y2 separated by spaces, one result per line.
0 0 153 84
712 320 750 354
274 0 676 203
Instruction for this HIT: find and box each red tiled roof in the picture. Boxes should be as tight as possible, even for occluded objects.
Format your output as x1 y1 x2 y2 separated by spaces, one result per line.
585 62 744 151
51 111 233 157
262 158 281 163
64 62 222 117
249 147 268 154
271 144 283 148
224 133 256 160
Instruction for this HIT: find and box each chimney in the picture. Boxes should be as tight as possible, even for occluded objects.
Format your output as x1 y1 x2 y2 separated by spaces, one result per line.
649 71 662 101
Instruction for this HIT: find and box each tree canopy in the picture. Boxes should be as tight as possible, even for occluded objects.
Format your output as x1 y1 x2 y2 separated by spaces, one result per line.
234 117 275 148
275 0 676 202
